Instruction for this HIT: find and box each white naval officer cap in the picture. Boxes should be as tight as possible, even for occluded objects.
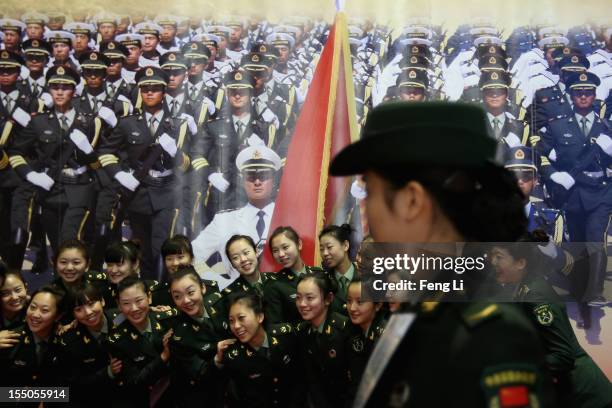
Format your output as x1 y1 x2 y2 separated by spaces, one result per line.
236 145 282 171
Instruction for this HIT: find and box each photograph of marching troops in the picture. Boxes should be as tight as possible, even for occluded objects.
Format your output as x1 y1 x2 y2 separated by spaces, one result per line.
0 4 611 407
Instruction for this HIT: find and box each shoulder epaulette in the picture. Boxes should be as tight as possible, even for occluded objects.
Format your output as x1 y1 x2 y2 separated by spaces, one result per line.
461 303 501 328
269 323 293 336
154 308 179 320
86 270 108 281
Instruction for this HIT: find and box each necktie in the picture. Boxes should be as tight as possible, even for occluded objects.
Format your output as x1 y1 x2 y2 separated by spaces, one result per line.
32 82 40 97
256 210 266 238
3 95 13 113
59 115 69 132
170 99 179 116
492 118 501 140
149 116 158 135
189 85 198 100
108 84 116 100
92 97 103 114
236 121 245 138
253 282 264 297
580 117 588 136
340 276 349 294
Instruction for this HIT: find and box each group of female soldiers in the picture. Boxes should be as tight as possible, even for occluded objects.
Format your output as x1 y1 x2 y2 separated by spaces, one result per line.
0 224 388 407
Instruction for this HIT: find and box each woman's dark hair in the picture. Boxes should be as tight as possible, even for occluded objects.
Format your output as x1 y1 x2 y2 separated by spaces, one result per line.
0 259 7 288
0 268 25 287
168 264 203 288
374 163 527 242
116 276 148 299
69 283 104 310
30 285 66 314
269 226 301 251
105 240 141 264
55 239 90 264
297 270 338 296
225 234 257 260
161 235 195 259
319 224 353 250
228 292 264 316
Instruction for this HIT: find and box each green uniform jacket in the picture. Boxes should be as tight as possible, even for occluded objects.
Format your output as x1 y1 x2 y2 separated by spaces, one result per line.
516 275 612 408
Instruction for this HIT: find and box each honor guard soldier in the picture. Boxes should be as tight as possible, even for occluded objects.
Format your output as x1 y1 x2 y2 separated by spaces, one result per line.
0 19 26 53
93 13 119 45
182 41 217 121
21 39 52 99
116 33 146 84
46 30 80 72
100 41 135 107
154 15 182 53
202 69 278 218
133 22 164 67
8 65 102 254
537 72 612 306
394 67 429 102
63 22 96 60
330 102 557 408
21 12 48 42
96 66 193 281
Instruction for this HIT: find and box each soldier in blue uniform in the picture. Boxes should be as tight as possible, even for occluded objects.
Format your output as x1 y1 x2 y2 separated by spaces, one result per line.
21 39 51 100
537 72 612 306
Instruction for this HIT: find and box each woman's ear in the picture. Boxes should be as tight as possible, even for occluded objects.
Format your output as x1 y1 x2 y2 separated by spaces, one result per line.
324 292 334 306
394 181 427 223
298 239 303 251
516 258 527 271
257 312 264 325
101 298 106 308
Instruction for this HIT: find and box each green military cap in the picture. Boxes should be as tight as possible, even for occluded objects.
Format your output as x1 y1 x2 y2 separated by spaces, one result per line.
78 50 109 69
478 54 508 71
21 39 52 56
0 50 25 68
505 146 537 170
241 52 268 72
160 51 188 70
182 41 211 60
559 54 589 72
100 41 128 60
551 46 581 62
566 72 600 90
329 102 497 176
401 43 432 62
476 44 506 59
207 25 231 39
250 42 279 64
45 65 80 86
225 69 254 89
399 54 429 70
135 66 169 87
479 70 510 90
396 68 428 89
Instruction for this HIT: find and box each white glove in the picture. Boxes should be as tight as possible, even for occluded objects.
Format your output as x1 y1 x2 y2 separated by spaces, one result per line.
40 92 53 108
114 171 140 191
537 240 558 259
550 171 575 190
595 134 612 156
97 106 118 127
69 129 93 154
208 172 229 193
203 97 216 115
350 180 367 200
158 133 177 157
179 113 198 135
261 108 280 129
504 132 521 148
26 171 54 191
549 148 557 162
11 107 31 127
247 134 265 146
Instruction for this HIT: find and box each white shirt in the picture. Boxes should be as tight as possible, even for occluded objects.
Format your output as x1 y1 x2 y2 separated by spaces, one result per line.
232 113 251 134
487 112 506 130
56 108 76 129
165 93 185 115
191 201 275 287
145 109 164 134
0 89 19 112
575 111 595 136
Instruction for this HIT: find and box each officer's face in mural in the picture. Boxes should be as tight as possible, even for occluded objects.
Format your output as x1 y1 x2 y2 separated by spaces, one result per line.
118 283 152 328
489 246 526 285
217 35 228 54
483 88 507 111
228 238 259 278
228 88 252 111
83 68 106 89
73 297 105 330
319 234 349 270
25 54 48 75
187 59 207 78
2 30 20 50
296 278 330 324
229 301 264 344
1 273 28 317
55 247 89 285
26 292 60 337
25 23 44 41
170 274 205 318
347 282 381 328
117 17 130 35
106 259 139 284
270 233 303 270
107 59 123 77
544 47 556 68
229 26 243 47
126 45 142 65
0 67 20 89
98 23 117 43
251 71 269 91
509 168 535 199
165 68 187 90
399 86 425 102
160 24 177 43
52 42 71 62
140 85 164 108
142 34 159 52
205 44 218 64
164 251 193 275
571 88 596 111
49 84 75 109
276 45 290 64
242 169 275 206
73 33 90 54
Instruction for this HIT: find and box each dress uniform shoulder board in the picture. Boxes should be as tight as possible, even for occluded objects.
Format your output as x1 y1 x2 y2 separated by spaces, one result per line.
461 303 502 328
294 321 309 333
306 265 325 273
85 270 108 281
156 307 179 320
269 323 293 335
202 279 218 288
330 312 349 329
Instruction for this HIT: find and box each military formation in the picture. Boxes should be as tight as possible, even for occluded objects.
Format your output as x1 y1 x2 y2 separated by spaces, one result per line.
0 8 611 408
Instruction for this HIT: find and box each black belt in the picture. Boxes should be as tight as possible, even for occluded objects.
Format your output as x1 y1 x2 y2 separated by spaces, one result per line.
143 174 175 188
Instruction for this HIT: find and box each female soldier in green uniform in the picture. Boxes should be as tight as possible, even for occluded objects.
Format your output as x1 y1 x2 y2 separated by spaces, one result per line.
266 226 325 324
491 231 612 408
215 292 303 408
0 269 28 349
295 270 351 407
168 265 225 407
223 235 274 299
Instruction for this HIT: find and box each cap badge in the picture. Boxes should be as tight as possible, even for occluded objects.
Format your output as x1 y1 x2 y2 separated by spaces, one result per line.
488 46 495 54
410 56 417 63
57 66 65 75
252 54 260 62
408 70 417 79
489 56 496 64
252 149 262 159
146 67 154 76
191 42 198 50
515 149 525 160
571 55 578 63
32 40 39 47
491 72 499 80
168 53 176 61
235 72 242 80
579 73 587 81
108 42 115 49
0 51 7 59
90 53 98 60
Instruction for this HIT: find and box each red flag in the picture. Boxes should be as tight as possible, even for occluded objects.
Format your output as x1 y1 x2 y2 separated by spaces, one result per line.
260 10 359 271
